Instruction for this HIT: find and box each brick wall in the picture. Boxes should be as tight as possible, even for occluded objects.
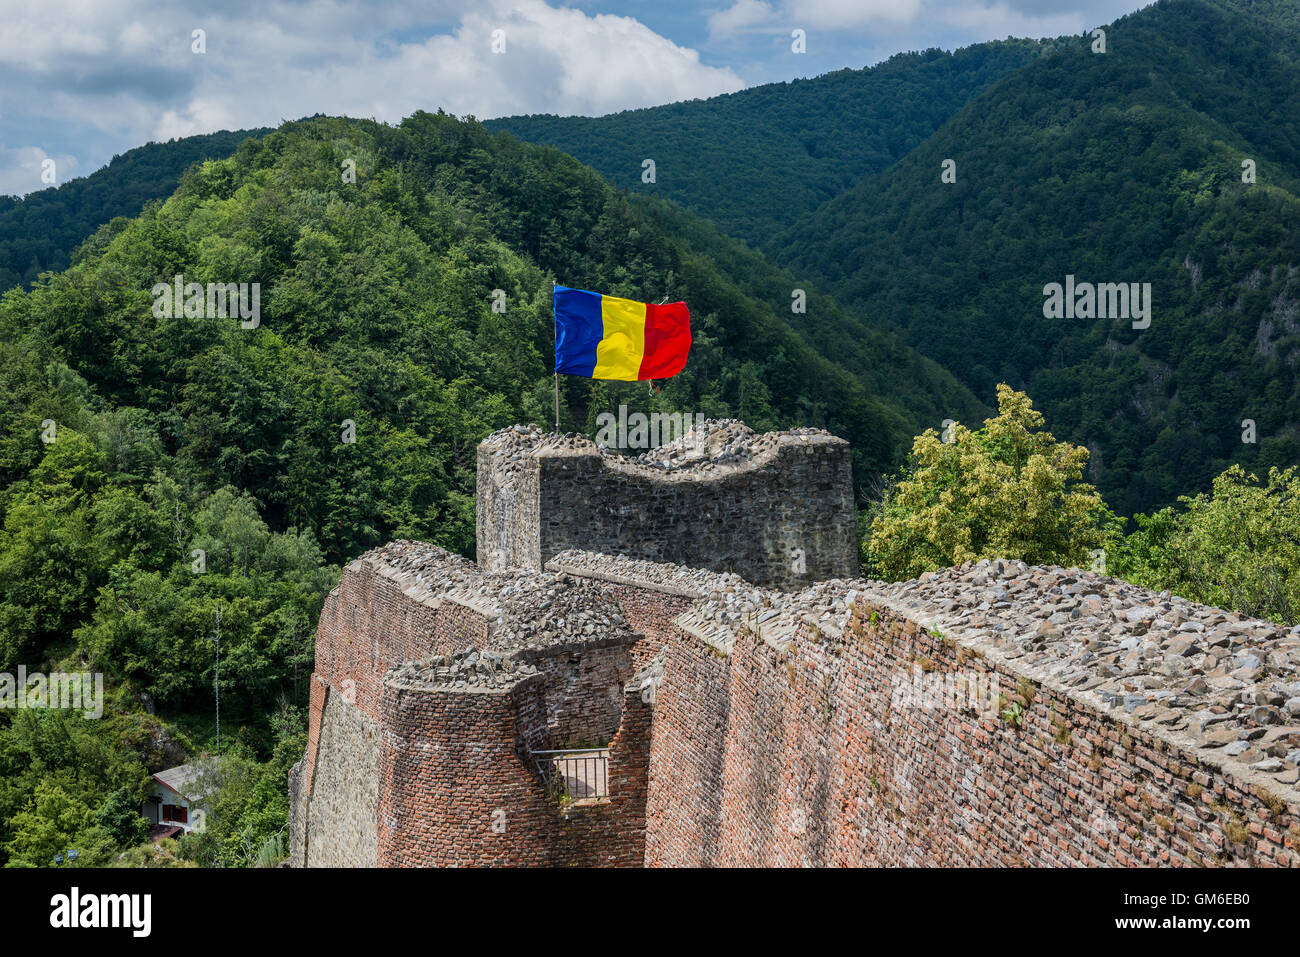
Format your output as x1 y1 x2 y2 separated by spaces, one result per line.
294 553 652 867
295 544 1299 868
375 674 648 867
641 598 1299 867
577 578 698 674
303 673 327 794
313 560 496 724
833 603 1298 866
643 626 731 866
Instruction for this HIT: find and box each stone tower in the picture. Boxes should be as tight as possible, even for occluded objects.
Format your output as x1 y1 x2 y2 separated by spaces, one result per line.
475 419 858 589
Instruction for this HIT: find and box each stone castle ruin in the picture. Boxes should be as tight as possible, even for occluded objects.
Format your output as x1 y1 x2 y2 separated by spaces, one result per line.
475 421 858 588
290 420 1300 867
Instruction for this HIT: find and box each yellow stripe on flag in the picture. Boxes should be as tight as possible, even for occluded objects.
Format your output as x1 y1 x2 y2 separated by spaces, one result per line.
593 295 646 381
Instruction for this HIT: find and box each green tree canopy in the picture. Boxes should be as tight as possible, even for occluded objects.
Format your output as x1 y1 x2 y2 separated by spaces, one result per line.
865 385 1113 579
1114 464 1300 625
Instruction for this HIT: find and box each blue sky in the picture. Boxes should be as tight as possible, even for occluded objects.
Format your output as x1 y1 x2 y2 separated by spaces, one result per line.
0 0 1150 197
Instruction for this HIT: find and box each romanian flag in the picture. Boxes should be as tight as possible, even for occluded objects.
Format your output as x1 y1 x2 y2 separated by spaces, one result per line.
554 286 691 381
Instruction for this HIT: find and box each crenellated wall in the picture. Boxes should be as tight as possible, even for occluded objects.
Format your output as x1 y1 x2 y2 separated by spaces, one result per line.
476 422 858 589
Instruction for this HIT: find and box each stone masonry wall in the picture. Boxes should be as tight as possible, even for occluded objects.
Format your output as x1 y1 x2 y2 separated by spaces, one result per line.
300 685 380 868
477 422 858 589
476 443 541 572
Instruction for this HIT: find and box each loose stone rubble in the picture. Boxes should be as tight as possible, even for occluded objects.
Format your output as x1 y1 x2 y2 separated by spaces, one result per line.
478 419 841 480
387 649 537 692
360 540 638 654
879 558 1300 789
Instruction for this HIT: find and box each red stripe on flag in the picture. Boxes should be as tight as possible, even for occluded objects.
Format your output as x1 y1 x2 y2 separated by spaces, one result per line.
639 301 691 380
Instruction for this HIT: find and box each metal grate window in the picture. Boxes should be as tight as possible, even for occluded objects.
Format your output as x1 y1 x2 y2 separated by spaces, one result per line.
531 748 609 801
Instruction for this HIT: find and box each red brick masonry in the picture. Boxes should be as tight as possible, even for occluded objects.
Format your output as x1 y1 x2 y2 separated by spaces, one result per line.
292 547 1299 867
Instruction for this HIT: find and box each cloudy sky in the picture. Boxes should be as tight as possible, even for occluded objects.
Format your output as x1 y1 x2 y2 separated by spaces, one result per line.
1 0 1149 197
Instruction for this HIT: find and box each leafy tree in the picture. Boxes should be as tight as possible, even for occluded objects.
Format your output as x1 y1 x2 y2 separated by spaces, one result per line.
4 780 115 867
865 385 1113 579
176 705 302 867
97 786 149 847
1113 464 1300 625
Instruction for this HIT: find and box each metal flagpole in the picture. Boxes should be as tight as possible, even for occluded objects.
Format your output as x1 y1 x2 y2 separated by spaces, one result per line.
553 282 560 432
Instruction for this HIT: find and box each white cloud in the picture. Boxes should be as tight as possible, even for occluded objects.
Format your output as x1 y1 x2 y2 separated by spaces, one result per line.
787 0 923 28
0 146 79 198
0 0 743 194
146 1 743 138
708 0 778 38
0 0 1152 196
933 1 1087 38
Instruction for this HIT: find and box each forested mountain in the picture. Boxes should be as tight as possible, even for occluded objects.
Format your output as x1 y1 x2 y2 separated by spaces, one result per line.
5 0 1300 868
486 40 1057 246
771 0 1300 516
0 129 270 291
0 112 987 864
0 111 987 862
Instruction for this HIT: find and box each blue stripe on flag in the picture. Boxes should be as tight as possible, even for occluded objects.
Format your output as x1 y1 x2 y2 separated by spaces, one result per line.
554 285 603 377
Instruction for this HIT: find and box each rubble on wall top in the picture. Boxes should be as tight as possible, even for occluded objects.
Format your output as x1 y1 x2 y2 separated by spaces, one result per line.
357 541 638 656
549 549 847 629
871 558 1300 789
359 540 504 616
478 419 841 481
627 419 834 474
488 570 637 655
627 650 667 694
478 423 579 459
548 549 792 653
547 548 748 598
386 649 538 692
361 540 481 589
